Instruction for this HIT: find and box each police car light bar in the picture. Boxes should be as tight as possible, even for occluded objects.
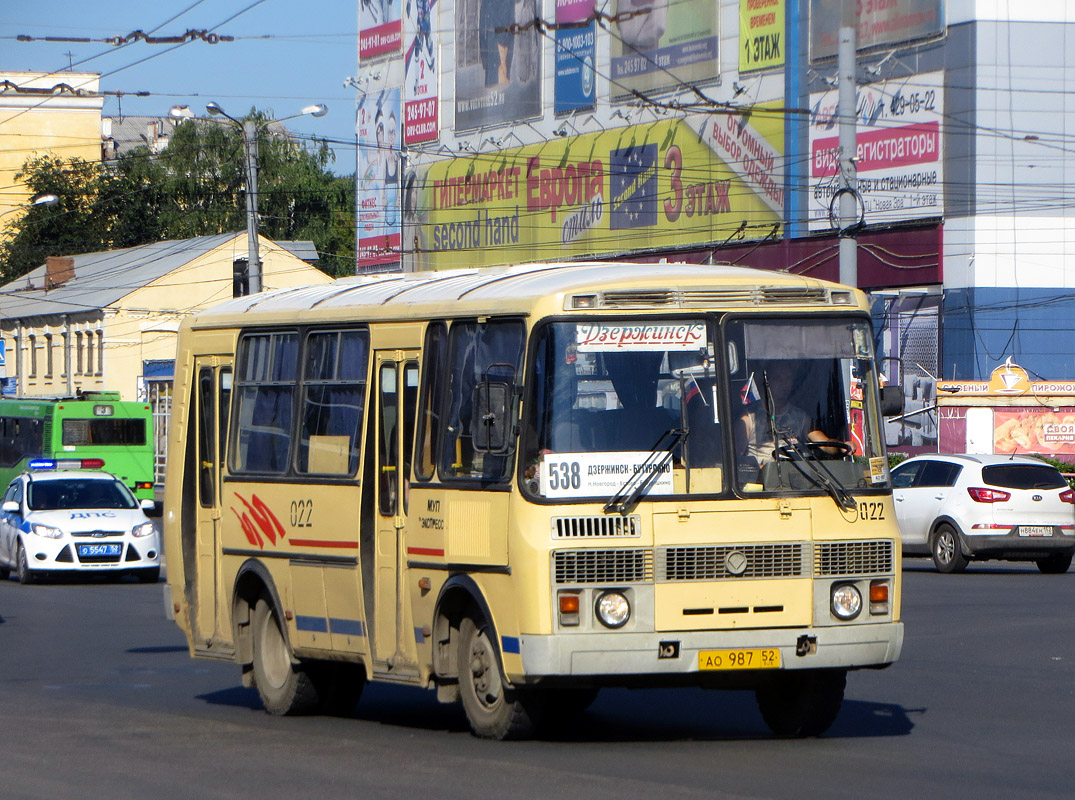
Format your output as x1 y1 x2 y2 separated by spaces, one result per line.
28 458 106 470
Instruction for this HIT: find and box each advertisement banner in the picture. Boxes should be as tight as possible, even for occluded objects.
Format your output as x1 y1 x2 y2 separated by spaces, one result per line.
455 0 542 130
358 85 402 270
739 0 785 73
609 0 718 100
808 71 943 232
809 0 945 62
555 0 596 113
405 111 783 271
994 409 1075 456
404 0 439 144
360 0 403 59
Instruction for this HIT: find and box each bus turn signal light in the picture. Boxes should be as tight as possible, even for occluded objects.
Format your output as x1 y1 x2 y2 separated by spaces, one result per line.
870 580 889 615
558 591 580 626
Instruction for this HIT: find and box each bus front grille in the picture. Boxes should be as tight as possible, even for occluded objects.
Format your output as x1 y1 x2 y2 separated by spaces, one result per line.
552 515 641 539
657 544 806 581
552 549 654 584
814 540 895 576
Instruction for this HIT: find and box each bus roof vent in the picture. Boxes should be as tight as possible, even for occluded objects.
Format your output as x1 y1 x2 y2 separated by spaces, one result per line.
595 287 831 309
600 290 677 307
758 286 829 304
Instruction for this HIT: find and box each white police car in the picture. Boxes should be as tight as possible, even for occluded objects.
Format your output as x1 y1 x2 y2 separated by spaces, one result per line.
0 461 160 584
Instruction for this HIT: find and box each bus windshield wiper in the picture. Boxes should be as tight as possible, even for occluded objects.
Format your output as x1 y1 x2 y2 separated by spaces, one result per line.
604 428 687 516
775 436 858 512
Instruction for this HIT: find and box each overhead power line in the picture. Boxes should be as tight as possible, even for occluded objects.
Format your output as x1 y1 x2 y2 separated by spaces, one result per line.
15 29 235 46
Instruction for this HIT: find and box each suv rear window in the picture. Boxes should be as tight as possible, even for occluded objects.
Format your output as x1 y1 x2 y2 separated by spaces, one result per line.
982 464 1066 490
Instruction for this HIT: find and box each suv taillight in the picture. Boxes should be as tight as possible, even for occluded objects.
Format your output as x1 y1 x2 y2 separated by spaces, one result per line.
967 487 1011 503
1061 489 1075 504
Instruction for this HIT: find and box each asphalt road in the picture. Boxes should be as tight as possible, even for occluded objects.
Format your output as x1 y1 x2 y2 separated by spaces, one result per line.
0 561 1072 799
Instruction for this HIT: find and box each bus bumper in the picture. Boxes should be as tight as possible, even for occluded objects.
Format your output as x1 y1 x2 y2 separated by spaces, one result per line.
517 622 903 677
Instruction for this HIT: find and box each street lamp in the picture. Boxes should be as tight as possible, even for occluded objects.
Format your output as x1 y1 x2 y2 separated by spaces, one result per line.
204 102 328 294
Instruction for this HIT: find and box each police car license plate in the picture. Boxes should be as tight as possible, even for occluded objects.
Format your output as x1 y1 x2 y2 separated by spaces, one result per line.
77 543 122 558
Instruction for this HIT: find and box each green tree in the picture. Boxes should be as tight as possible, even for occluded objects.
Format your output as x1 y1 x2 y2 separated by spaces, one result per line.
0 111 355 282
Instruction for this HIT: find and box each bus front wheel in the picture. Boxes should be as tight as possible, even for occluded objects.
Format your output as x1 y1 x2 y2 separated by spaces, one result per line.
458 614 538 740
755 669 846 737
251 596 319 715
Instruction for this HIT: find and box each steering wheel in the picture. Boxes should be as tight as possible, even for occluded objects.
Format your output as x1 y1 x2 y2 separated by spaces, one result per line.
774 440 853 460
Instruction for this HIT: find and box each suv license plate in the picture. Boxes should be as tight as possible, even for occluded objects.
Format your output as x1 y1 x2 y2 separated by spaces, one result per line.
1018 526 1053 537
698 648 781 671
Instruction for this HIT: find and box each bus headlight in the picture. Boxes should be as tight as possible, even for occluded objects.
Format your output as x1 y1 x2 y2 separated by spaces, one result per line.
830 583 862 620
595 591 630 629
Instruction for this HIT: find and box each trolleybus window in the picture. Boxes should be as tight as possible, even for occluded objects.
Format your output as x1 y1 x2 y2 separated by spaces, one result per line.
61 417 146 446
440 319 524 482
231 331 299 474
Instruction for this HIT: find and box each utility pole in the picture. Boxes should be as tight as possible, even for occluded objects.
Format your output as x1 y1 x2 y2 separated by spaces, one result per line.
242 118 262 294
838 1 858 288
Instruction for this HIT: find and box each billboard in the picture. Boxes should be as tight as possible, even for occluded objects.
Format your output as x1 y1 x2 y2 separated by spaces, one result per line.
455 0 542 130
360 0 404 59
555 0 596 113
358 83 402 270
739 0 785 73
404 111 784 271
404 0 439 144
808 71 943 231
609 0 718 100
809 0 946 61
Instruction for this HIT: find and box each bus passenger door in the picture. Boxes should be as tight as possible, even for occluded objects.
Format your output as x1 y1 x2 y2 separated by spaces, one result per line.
193 358 232 645
372 353 420 670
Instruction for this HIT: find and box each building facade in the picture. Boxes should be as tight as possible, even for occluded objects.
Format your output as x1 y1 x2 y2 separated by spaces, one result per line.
0 71 103 222
0 233 333 480
355 0 1075 455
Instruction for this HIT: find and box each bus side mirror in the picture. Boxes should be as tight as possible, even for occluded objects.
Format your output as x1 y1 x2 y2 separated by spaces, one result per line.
472 381 511 454
880 385 904 417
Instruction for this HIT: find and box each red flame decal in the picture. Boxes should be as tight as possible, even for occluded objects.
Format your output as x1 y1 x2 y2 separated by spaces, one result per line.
231 492 286 549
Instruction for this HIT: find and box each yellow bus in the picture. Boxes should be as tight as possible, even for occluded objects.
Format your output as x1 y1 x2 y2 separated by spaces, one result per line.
163 261 904 739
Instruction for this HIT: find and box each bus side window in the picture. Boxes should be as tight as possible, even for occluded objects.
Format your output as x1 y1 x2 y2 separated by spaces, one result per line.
231 332 298 475
414 322 446 481
440 319 524 482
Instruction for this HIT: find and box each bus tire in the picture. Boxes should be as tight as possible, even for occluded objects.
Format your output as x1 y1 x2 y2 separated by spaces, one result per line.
458 614 538 740
17 543 35 585
310 662 365 716
755 669 846 737
251 596 319 715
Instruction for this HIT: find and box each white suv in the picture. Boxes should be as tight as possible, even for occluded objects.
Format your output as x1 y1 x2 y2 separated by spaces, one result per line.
892 454 1075 573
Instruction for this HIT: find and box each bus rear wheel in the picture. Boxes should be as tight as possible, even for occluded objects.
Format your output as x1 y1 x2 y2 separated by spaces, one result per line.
458 614 538 740
755 669 846 737
251 596 319 715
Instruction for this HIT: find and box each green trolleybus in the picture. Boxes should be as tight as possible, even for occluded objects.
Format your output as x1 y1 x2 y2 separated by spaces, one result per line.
0 392 156 500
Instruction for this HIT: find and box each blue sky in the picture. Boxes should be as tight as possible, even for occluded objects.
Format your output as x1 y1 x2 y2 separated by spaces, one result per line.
2 0 360 173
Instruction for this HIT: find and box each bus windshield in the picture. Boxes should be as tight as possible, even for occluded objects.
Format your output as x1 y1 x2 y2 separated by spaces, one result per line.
523 316 889 502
